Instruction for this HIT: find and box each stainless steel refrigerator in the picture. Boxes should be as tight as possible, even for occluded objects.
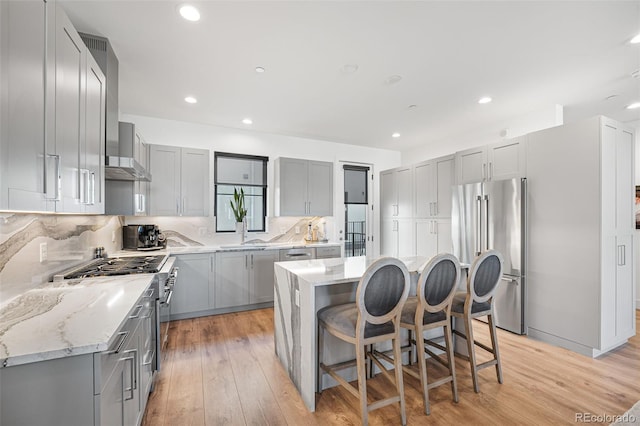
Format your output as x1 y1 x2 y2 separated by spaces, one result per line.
451 178 526 335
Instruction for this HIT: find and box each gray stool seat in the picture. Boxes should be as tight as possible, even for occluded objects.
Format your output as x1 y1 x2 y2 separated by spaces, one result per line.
400 298 446 325
451 292 490 314
318 303 394 339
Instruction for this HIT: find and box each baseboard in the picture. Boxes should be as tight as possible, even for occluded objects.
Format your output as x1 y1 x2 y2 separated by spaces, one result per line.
527 327 596 358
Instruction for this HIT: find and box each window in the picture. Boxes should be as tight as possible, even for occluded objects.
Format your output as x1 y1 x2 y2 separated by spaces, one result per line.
215 152 268 232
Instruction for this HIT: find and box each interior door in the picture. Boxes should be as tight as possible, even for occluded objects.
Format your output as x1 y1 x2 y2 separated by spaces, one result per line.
339 162 373 257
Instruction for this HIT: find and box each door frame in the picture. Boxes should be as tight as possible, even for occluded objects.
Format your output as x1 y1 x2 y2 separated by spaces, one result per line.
336 161 374 257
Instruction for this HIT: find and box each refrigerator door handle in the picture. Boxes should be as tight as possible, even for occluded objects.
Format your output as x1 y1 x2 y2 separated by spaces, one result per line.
476 195 482 255
484 195 490 251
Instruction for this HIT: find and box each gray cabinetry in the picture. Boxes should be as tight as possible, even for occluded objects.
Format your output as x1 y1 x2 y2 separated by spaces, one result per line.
0 2 105 213
250 250 279 304
0 283 153 425
172 253 214 316
106 122 150 215
275 157 333 216
455 137 526 184
149 145 209 216
0 0 51 211
315 245 341 259
215 251 250 309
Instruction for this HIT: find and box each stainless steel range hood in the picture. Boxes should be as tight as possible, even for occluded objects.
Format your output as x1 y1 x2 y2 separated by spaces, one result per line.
80 33 151 182
105 156 150 181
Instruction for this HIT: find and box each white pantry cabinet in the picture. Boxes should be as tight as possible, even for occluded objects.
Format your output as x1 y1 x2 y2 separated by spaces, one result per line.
414 155 454 218
527 116 635 357
274 157 333 216
415 218 452 259
381 218 415 258
149 145 209 216
0 2 105 213
456 137 526 184
380 166 413 219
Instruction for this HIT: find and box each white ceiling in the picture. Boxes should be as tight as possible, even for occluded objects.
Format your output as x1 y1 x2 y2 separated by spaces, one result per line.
61 0 640 152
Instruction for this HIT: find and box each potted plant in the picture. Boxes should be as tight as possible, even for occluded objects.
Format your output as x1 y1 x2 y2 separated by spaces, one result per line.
230 187 248 242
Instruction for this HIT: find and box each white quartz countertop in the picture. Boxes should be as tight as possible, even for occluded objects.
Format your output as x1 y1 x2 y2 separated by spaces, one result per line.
0 274 155 368
113 241 341 256
274 255 430 287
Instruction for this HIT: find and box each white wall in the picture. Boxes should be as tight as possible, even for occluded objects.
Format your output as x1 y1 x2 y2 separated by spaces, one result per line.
121 114 402 255
401 104 563 164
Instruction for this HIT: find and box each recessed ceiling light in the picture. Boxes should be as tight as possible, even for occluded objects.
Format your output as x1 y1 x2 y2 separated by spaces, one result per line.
626 102 640 109
179 5 200 21
255 67 265 73
384 75 402 85
408 104 418 109
478 96 492 104
392 132 401 138
632 69 640 79
242 118 253 125
605 94 618 101
630 33 640 44
184 96 197 104
341 64 359 74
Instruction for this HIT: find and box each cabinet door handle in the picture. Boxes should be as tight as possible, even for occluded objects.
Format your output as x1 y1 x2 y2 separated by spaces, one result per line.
176 199 180 215
90 172 96 205
129 304 143 319
182 197 187 215
251 254 254 268
433 221 438 235
308 201 311 214
45 154 61 201
121 354 135 401
434 202 438 216
482 163 486 181
245 254 248 269
618 245 626 266
489 162 493 180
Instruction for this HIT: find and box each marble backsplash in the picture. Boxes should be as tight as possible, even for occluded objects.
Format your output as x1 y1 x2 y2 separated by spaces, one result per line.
0 213 334 308
0 214 124 306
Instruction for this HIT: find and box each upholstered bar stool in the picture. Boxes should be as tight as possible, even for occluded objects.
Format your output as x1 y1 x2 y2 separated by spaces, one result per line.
317 257 411 426
393 253 461 415
451 250 504 393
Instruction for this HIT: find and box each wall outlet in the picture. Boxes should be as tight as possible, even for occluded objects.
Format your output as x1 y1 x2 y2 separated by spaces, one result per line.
111 230 116 243
39 242 47 263
295 226 300 234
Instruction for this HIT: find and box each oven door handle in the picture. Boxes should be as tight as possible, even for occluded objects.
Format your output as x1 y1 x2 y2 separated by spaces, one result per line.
161 290 173 306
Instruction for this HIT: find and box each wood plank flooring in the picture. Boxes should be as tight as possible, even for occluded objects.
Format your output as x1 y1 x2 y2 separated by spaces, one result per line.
143 309 640 425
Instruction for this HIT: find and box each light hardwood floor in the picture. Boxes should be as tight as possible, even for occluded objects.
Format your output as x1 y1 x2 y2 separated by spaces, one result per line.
143 309 640 425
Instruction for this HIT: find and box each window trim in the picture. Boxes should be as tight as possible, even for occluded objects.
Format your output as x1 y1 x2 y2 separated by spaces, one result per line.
214 152 269 233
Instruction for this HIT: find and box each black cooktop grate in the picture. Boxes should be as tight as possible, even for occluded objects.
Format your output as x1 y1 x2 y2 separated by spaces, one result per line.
63 255 166 279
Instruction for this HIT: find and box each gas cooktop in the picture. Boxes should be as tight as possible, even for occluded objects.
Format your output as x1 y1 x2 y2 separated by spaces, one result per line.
57 255 166 280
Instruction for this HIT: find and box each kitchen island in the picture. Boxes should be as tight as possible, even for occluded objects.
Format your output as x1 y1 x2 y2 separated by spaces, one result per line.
274 255 429 412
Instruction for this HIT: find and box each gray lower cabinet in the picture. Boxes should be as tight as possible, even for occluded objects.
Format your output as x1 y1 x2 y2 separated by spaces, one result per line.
0 286 151 426
315 246 341 259
215 249 279 309
172 253 214 317
215 251 250 309
249 250 279 304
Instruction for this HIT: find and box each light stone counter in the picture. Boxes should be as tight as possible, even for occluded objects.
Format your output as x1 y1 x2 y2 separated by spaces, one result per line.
274 255 429 412
112 242 341 256
0 274 155 368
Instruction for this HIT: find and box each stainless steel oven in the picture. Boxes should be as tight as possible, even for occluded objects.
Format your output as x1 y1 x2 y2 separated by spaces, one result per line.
157 257 177 369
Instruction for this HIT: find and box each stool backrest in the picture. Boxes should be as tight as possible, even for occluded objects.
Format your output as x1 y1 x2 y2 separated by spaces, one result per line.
418 253 461 313
356 257 410 325
468 250 504 303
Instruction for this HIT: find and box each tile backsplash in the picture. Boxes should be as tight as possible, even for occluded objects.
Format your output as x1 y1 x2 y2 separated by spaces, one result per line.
0 213 334 307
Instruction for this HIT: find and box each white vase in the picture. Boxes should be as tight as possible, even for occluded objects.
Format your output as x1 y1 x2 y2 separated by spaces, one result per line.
236 219 248 243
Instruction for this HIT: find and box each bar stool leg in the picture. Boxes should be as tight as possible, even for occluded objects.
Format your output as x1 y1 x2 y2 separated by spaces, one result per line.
443 321 459 402
392 335 407 426
488 312 503 384
464 315 480 393
356 343 369 426
414 325 430 415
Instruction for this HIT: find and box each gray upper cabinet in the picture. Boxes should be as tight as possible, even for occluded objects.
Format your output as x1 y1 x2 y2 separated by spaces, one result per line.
0 2 105 213
83 53 106 214
0 0 50 211
275 157 333 216
414 155 454 218
105 122 150 216
149 145 209 216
